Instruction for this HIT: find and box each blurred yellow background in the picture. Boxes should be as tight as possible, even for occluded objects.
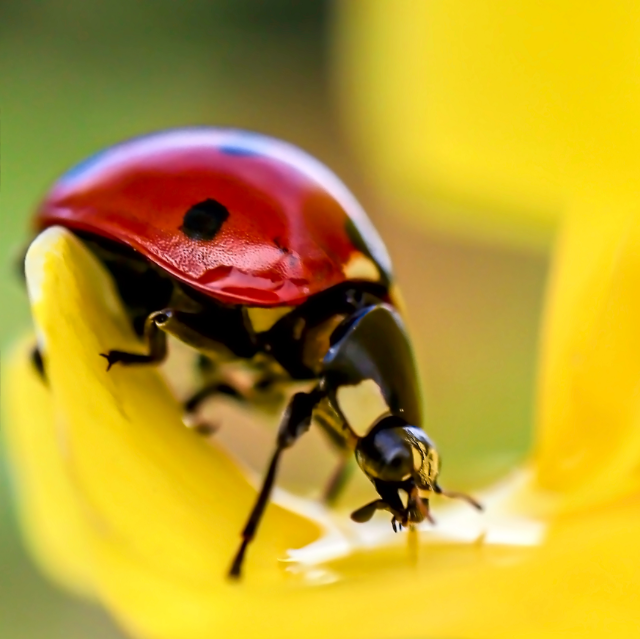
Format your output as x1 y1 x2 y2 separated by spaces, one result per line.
1 2 547 637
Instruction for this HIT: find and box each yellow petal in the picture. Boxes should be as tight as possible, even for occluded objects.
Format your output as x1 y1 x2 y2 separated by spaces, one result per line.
335 2 640 248
2 339 94 595
16 228 320 604
535 190 640 509
91 493 640 639
6 226 640 638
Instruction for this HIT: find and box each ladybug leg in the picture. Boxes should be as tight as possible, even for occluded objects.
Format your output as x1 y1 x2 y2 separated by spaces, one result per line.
322 455 355 505
228 385 326 579
433 484 483 511
183 382 244 413
100 309 171 370
182 382 245 437
350 498 391 523
311 395 360 505
350 498 410 532
30 345 47 382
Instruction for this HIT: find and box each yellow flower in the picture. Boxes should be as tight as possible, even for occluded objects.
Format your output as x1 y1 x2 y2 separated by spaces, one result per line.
5 3 640 637
3 208 640 639
335 1 640 249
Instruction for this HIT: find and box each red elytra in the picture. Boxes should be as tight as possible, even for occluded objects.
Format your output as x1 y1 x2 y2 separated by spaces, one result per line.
35 128 392 306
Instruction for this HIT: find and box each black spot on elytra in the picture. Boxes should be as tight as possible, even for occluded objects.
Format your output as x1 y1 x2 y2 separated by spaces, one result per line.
180 199 229 241
217 144 260 157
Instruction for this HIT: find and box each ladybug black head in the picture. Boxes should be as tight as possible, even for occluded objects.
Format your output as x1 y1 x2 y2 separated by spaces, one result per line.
355 414 440 490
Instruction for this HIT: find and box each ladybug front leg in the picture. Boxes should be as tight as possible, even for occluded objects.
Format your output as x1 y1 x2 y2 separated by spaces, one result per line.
100 309 171 370
228 385 326 579
433 484 483 511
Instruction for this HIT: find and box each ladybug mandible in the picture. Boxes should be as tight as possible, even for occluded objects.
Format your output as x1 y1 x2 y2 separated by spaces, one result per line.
33 128 481 578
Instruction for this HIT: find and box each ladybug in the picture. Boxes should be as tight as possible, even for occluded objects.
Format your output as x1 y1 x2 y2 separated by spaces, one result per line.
33 128 480 578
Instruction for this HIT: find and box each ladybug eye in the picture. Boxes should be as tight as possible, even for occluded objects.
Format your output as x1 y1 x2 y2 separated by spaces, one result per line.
180 199 229 241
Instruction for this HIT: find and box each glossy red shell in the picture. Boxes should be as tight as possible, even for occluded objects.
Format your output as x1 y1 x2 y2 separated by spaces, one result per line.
35 128 392 306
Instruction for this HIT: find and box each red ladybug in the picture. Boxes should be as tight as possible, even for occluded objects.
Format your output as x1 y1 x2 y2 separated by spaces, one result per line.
34 128 480 577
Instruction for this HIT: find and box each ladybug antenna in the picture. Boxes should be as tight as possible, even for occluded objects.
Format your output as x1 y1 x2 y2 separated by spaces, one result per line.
434 484 483 511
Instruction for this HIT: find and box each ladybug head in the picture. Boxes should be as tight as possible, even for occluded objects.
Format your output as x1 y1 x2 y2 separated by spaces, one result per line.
348 415 441 528
355 414 440 490
349 413 483 527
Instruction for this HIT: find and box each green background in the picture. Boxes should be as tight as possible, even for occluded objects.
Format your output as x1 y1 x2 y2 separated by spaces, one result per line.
0 2 547 637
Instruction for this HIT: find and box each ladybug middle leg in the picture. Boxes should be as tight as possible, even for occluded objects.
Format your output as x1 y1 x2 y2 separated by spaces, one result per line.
103 306 260 435
101 302 257 372
101 309 171 370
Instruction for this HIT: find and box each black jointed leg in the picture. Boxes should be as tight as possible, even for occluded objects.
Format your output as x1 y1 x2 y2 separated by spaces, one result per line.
434 484 483 511
322 455 355 506
183 382 244 438
228 386 325 579
183 382 244 413
30 346 46 382
100 309 170 370
351 493 434 531
350 498 392 523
